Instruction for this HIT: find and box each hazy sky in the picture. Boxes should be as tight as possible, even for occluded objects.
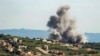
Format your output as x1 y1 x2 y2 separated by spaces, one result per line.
0 0 100 33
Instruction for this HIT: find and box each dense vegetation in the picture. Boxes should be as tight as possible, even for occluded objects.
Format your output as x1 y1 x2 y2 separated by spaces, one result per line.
0 34 100 56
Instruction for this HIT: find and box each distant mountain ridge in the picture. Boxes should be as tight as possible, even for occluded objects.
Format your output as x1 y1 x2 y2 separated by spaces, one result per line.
0 29 100 42
85 33 100 42
0 29 49 38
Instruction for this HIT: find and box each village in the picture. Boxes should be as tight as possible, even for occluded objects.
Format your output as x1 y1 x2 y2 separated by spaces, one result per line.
0 34 97 56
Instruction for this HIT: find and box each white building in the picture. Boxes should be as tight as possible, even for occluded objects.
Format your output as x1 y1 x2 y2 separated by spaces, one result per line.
13 38 18 42
42 38 47 42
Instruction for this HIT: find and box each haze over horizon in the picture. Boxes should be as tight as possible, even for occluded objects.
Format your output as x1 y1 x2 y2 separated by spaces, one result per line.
0 0 100 33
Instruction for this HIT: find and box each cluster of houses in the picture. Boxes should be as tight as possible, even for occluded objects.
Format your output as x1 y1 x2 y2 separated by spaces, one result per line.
35 38 66 56
0 38 42 56
0 37 93 56
36 45 65 56
0 37 66 56
36 38 94 52
36 38 84 48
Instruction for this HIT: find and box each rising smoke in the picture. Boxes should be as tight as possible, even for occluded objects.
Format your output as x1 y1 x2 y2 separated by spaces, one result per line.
47 5 87 44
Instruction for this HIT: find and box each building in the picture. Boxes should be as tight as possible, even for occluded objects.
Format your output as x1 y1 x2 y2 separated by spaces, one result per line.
18 39 23 44
42 38 47 42
13 38 18 42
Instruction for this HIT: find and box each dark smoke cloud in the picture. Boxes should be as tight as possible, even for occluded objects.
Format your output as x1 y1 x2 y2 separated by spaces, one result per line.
47 16 58 28
57 5 70 16
47 5 87 44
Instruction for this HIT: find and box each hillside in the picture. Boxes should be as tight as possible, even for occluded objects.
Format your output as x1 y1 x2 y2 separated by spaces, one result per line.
0 29 100 42
0 34 100 56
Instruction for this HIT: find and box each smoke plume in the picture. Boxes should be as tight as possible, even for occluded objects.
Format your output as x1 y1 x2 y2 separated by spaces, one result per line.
47 5 87 44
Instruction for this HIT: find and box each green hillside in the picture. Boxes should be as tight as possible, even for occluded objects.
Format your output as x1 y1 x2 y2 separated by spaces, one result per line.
0 34 100 56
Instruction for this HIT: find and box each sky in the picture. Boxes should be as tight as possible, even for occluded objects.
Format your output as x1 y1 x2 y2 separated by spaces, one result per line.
0 0 100 33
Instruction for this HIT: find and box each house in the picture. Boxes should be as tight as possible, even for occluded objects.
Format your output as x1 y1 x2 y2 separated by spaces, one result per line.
18 45 27 52
13 38 18 42
52 40 59 44
18 39 23 44
18 45 27 49
73 43 83 48
4 43 14 52
46 41 52 44
2 41 7 46
35 38 41 40
42 38 47 42
8 39 13 43
7 46 14 52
